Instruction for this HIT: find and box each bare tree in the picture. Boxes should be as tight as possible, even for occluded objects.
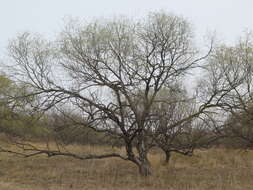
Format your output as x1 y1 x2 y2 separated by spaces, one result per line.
5 12 212 176
145 85 220 164
202 32 253 147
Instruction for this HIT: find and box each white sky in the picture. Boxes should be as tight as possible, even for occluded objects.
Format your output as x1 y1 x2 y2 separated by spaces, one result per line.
0 0 252 57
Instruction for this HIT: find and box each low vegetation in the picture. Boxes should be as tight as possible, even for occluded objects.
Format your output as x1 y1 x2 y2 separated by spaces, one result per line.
0 142 253 190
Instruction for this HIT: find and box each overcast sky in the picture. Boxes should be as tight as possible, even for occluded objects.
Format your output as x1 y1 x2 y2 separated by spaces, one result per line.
0 0 252 56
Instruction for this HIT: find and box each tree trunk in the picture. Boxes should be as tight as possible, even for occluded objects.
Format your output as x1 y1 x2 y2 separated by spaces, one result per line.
131 130 152 176
164 150 171 164
135 146 152 176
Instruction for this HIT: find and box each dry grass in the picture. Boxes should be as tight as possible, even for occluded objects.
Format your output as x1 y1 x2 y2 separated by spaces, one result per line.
0 144 253 190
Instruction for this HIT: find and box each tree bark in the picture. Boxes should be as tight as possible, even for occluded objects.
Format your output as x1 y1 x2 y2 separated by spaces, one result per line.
137 159 152 176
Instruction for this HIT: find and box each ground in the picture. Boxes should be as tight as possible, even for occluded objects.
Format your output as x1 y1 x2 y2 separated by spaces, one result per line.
0 144 253 190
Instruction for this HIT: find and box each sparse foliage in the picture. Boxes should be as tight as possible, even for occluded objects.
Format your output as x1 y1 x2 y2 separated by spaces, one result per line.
203 32 253 148
2 12 220 176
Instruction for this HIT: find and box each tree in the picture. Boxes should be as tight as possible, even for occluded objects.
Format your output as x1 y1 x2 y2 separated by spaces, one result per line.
5 12 212 176
0 73 46 139
203 32 253 147
0 73 14 130
223 105 253 148
146 85 219 164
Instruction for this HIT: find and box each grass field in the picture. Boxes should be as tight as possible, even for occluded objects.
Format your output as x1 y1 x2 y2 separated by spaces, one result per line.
0 144 253 190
